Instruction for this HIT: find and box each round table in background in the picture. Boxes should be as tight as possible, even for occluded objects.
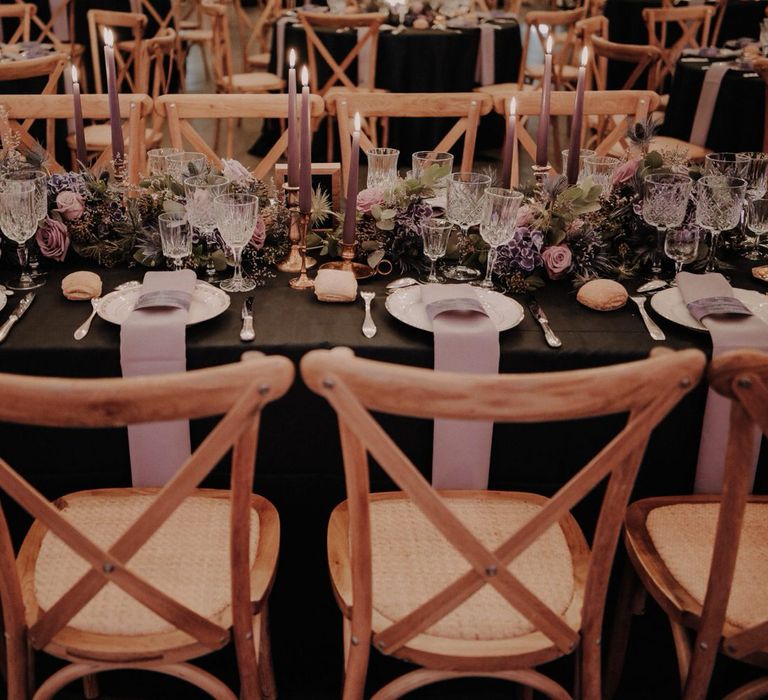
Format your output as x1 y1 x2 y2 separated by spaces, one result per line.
661 57 765 152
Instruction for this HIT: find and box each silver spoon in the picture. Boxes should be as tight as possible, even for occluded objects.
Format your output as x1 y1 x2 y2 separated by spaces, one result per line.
636 279 668 294
73 280 141 340
385 277 421 294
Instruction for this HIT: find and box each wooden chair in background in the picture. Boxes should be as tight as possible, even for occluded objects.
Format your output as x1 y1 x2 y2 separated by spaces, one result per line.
326 92 492 191
171 0 214 90
575 14 609 88
155 93 325 178
492 89 659 186
622 349 768 699
241 0 285 72
0 3 35 45
88 9 148 96
0 94 153 184
300 347 704 699
0 353 293 700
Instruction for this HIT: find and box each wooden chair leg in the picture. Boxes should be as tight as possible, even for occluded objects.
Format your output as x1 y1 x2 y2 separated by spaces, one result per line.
82 673 99 699
341 618 369 700
326 116 334 162
724 676 768 700
669 619 692 690
226 117 235 158
257 606 277 700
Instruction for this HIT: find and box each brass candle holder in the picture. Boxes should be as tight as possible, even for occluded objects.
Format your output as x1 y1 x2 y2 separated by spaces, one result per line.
289 211 315 290
531 164 551 190
277 183 316 273
319 240 375 279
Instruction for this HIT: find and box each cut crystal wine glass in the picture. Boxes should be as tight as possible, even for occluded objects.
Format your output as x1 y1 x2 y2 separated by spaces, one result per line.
642 173 693 277
475 187 523 290
444 172 491 281
695 175 747 273
214 192 258 293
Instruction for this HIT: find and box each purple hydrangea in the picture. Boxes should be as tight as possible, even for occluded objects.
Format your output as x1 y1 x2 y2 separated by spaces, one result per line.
496 226 544 273
48 172 87 197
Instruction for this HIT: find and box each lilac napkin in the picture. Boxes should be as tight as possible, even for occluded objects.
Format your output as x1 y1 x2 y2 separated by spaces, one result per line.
421 284 500 489
474 24 497 86
677 272 768 492
120 270 197 487
689 62 730 147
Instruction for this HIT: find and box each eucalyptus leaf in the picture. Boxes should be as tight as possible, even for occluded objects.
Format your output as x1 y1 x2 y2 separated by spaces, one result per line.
376 219 395 231
367 249 385 268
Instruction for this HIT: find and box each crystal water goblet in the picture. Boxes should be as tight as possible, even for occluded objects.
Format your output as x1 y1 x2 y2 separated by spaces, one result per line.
0 181 44 290
475 187 524 290
583 155 621 195
184 174 230 283
696 175 747 272
168 151 208 181
366 148 399 190
746 198 768 261
664 227 700 280
704 152 750 178
158 212 192 270
444 171 492 281
7 169 48 281
412 151 454 189
420 217 453 283
740 152 768 201
214 192 258 293
148 147 182 176
561 148 595 184
642 173 693 276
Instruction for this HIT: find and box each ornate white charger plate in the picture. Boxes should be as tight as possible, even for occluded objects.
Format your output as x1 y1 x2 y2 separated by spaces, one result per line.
650 287 768 332
385 285 524 332
97 281 230 326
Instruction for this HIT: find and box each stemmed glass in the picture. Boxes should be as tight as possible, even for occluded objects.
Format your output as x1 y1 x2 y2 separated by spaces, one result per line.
184 174 229 283
746 198 768 261
642 173 694 277
444 172 491 281
561 148 595 184
664 227 701 280
7 169 48 282
420 218 453 283
158 212 192 270
168 152 208 182
738 152 768 256
214 192 258 293
704 152 749 178
696 175 747 272
475 187 523 289
0 181 44 290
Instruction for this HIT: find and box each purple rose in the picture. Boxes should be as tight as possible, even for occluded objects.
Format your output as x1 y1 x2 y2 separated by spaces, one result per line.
35 217 70 262
55 191 85 221
250 216 266 250
541 245 572 280
611 159 640 186
356 188 385 214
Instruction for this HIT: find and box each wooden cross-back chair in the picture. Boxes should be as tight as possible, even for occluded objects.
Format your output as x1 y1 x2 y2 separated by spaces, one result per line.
0 353 293 700
0 3 35 45
642 5 714 86
575 15 609 89
170 0 214 90
301 347 705 700
326 92 493 191
588 35 662 92
87 9 148 96
623 349 768 700
661 0 726 48
155 93 326 179
492 90 659 186
242 0 284 72
0 94 152 184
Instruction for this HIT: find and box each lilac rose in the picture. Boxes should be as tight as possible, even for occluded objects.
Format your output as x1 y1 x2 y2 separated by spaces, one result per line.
356 187 385 214
611 159 640 186
54 191 85 221
541 245 572 280
35 217 70 262
250 216 266 250
221 159 254 187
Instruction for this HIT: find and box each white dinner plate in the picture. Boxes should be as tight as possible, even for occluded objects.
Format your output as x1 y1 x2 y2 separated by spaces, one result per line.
385 285 524 332
650 287 768 332
97 281 230 326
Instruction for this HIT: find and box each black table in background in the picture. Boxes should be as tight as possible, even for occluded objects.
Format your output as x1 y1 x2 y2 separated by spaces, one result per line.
662 58 765 151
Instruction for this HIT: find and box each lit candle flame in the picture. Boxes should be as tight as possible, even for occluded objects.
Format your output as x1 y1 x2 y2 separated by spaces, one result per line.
545 34 553 55
289 48 296 68
71 64 79 84
103 27 114 48
354 112 361 132
510 96 516 117
301 65 309 87
580 46 588 67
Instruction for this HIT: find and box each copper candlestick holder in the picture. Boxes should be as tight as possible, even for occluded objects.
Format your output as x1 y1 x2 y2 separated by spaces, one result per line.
319 240 375 279
289 211 315 290
531 164 551 190
277 183 316 273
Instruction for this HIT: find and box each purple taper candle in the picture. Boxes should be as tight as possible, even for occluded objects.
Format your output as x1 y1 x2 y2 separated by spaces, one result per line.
103 28 125 163
287 49 299 188
70 65 87 169
343 112 361 245
566 47 588 185
535 32 553 167
299 66 312 214
500 97 516 189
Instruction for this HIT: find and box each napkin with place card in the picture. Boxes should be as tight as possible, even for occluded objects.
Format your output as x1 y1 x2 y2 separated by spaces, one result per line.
677 272 768 492
421 283 500 489
120 270 197 487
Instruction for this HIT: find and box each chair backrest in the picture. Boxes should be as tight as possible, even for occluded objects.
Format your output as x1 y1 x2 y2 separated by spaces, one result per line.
492 89 659 186
88 9 148 96
575 15 609 88
0 353 293 700
139 28 177 97
589 35 662 92
661 0 724 47
642 5 714 85
519 8 587 88
135 0 176 36
0 3 35 44
301 347 704 676
326 92 493 191
298 11 387 95
244 0 284 68
0 94 153 184
16 0 72 51
154 93 326 180
201 2 236 90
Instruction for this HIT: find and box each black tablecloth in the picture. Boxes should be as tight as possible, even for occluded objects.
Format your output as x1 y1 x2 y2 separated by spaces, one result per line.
662 59 765 151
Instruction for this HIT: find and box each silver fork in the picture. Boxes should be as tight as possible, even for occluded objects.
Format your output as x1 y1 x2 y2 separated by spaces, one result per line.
73 280 140 341
360 291 377 338
629 294 666 341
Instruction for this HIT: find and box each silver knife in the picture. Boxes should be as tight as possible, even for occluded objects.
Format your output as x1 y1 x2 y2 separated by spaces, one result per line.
240 296 255 342
0 292 35 344
527 295 562 348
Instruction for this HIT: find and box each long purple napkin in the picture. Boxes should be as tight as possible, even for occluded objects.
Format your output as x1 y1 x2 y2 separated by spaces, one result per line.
120 270 197 487
421 284 500 489
689 62 730 147
677 272 768 492
474 24 497 86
